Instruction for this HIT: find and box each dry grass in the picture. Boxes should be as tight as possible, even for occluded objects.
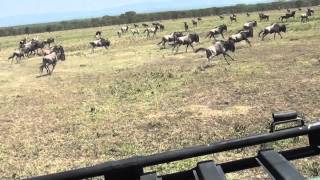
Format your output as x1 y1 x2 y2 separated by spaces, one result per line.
0 7 320 179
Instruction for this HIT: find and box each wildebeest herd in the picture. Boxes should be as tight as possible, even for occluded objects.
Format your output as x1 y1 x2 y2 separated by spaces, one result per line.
7 7 316 75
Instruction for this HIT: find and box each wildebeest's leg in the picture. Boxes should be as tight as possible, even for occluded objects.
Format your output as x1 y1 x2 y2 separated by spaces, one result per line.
245 38 252 46
222 54 231 65
274 33 276 40
278 32 283 39
186 44 189 52
175 44 181 53
221 33 225 39
225 53 235 61
190 43 195 52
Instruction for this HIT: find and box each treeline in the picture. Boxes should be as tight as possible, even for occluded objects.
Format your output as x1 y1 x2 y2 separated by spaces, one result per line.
0 0 319 37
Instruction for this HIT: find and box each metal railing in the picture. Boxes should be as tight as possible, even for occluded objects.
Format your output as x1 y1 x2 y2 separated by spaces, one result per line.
29 111 320 180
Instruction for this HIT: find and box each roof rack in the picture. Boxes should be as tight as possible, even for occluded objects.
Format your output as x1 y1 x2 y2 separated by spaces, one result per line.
29 111 320 180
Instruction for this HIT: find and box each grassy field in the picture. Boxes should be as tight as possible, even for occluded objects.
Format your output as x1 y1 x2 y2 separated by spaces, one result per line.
0 7 320 179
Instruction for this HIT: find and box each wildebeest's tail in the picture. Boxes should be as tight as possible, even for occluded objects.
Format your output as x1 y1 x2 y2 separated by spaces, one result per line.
195 48 207 53
258 30 264 37
8 54 14 60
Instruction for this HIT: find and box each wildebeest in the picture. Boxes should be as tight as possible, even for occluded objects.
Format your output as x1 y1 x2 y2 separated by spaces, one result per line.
121 26 129 33
157 32 184 49
8 49 26 63
131 28 140 36
247 12 250 17
172 33 200 53
184 22 189 32
39 45 65 75
142 23 149 28
197 17 202 21
117 31 122 38
206 24 228 40
144 26 159 38
219 15 224 20
44 38 55 47
192 19 198 27
230 15 237 22
158 24 165 32
134 24 139 28
195 39 235 65
20 39 46 56
243 20 257 30
89 38 111 53
229 28 253 46
259 23 287 40
95 31 102 39
259 13 269 21
279 11 296 22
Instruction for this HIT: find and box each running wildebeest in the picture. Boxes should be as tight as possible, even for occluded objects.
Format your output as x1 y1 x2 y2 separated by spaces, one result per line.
172 33 200 53
117 31 122 38
39 45 65 75
121 26 129 33
197 17 202 21
206 24 228 40
300 13 310 23
8 49 26 63
259 23 287 40
21 39 46 56
195 39 235 65
229 28 253 46
89 38 111 53
243 20 257 30
157 32 184 49
142 23 149 28
259 13 269 21
192 19 198 27
134 24 139 28
158 24 165 32
144 26 159 38
184 22 189 32
44 38 55 47
219 15 224 20
95 31 102 39
230 15 237 22
131 28 140 36
279 11 296 22
247 12 250 17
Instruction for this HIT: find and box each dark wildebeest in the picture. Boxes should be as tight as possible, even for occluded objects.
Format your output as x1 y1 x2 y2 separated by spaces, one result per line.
206 24 228 40
279 11 296 22
144 26 159 38
197 17 202 21
117 30 122 38
229 28 254 46
195 39 235 65
8 49 26 63
259 23 287 40
247 12 250 17
44 38 55 47
95 31 102 39
192 19 198 27
243 20 257 30
159 24 165 31
184 22 189 32
89 38 111 53
134 24 139 28
39 45 65 75
259 13 269 21
142 23 149 28
157 32 184 49
172 33 200 53
219 15 224 20
230 15 237 22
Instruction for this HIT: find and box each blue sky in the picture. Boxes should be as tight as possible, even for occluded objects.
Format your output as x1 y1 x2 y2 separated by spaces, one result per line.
0 0 269 27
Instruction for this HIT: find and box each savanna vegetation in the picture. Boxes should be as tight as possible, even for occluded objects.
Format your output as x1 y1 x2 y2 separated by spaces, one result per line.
0 4 320 180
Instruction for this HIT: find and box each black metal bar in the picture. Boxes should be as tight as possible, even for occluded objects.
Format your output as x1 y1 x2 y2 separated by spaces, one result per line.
257 149 305 180
29 122 320 180
195 161 225 180
158 146 320 180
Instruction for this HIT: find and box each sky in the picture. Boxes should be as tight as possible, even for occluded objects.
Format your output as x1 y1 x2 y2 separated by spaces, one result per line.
0 0 269 27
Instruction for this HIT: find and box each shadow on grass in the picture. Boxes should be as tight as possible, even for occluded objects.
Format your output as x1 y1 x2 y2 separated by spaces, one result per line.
36 74 51 78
